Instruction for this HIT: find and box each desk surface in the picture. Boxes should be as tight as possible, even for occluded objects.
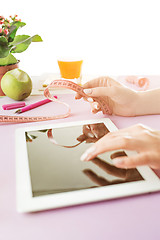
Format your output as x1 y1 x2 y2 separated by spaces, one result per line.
1 75 160 240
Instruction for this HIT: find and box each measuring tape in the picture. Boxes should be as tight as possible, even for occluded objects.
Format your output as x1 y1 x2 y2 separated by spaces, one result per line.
0 79 111 123
47 128 85 148
125 76 150 90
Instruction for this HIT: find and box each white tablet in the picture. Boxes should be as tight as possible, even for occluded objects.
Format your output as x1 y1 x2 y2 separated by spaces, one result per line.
16 118 160 213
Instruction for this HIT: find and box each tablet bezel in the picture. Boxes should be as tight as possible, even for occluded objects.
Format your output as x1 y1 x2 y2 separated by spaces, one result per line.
15 118 160 212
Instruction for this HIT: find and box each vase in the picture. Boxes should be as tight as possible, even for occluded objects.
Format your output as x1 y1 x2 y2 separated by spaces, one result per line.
0 61 19 96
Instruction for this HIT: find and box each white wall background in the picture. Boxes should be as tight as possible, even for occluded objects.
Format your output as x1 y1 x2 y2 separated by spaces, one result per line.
2 0 160 77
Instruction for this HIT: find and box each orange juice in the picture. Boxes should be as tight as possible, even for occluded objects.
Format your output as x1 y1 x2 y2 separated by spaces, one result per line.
58 59 83 81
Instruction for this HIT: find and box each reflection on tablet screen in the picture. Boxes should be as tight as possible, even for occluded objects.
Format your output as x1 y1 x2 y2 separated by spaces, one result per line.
25 123 143 197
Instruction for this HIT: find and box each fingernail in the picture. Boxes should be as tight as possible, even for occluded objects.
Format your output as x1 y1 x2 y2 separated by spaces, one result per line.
87 97 93 103
112 158 124 166
80 152 89 162
93 102 99 110
84 89 92 94
87 133 94 138
80 146 96 161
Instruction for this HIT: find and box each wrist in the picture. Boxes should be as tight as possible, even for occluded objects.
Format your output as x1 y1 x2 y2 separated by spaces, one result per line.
130 91 144 116
135 90 160 115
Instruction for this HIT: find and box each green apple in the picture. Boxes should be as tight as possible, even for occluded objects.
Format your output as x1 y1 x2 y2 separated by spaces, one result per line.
1 69 32 100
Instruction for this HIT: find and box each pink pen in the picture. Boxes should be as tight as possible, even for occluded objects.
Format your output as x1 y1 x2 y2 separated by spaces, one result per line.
15 96 57 114
2 102 26 110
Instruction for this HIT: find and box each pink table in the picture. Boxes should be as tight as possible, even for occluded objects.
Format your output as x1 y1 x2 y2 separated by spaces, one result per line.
1 76 160 240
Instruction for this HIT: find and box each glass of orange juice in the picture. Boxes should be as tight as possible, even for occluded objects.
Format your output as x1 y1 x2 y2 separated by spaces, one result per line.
57 58 83 85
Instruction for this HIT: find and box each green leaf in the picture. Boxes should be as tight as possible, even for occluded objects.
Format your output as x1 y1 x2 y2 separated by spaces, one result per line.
10 35 32 53
31 34 43 42
10 21 26 28
7 21 26 42
0 36 10 58
10 34 42 53
0 53 17 66
7 25 17 42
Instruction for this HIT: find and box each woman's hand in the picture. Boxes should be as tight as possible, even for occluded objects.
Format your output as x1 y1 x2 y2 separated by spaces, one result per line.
76 76 160 116
80 124 160 169
75 76 140 116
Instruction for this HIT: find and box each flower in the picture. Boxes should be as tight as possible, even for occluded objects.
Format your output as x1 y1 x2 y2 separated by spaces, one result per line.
0 15 43 66
4 29 8 35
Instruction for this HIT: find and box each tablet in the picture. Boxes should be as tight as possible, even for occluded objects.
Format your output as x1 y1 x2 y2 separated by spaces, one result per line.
16 118 160 213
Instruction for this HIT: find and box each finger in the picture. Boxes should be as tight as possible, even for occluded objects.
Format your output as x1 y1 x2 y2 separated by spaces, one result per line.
75 94 91 102
82 76 122 89
75 93 82 100
112 152 152 169
80 124 154 162
90 102 101 114
80 135 137 162
100 124 149 138
92 102 101 111
83 85 131 103
91 102 102 113
82 77 107 89
76 76 122 99
83 87 114 98
75 93 89 102
75 77 107 100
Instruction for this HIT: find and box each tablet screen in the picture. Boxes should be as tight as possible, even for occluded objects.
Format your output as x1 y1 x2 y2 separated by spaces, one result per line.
25 123 143 197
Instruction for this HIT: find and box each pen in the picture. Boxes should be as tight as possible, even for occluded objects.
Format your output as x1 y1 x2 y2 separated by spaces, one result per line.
15 96 57 114
2 102 26 110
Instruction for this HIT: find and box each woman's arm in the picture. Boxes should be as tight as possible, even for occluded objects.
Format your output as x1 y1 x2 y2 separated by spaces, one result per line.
136 89 160 115
75 76 160 116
